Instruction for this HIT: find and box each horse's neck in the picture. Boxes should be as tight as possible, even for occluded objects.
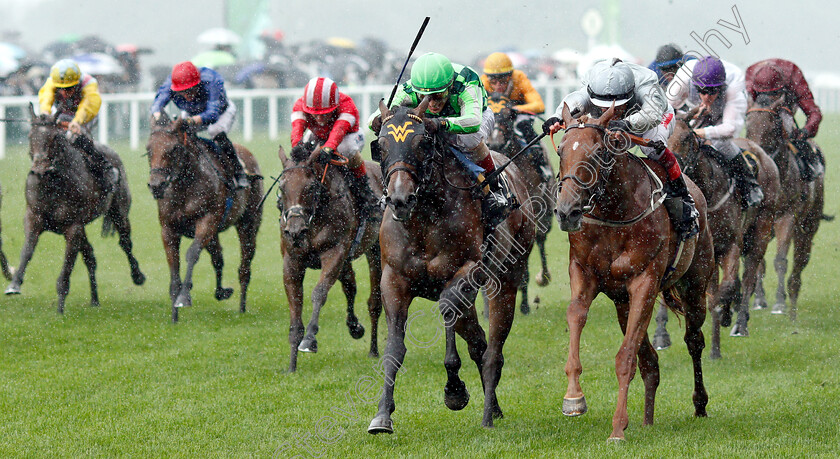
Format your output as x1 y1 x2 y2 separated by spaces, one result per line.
54 142 93 188
600 153 653 218
690 152 721 193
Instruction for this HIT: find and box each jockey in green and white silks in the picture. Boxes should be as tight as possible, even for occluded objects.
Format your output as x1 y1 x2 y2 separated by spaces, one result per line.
370 52 511 228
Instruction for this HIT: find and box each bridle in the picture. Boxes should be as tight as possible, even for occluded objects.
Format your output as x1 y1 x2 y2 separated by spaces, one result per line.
277 163 328 229
557 122 615 213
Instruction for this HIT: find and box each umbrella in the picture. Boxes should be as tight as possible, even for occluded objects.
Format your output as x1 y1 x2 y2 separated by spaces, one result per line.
74 52 123 75
197 28 241 46
0 42 26 59
0 54 19 77
326 37 355 49
191 50 236 69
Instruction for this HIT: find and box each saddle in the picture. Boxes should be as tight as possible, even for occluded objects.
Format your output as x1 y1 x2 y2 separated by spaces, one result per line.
699 143 759 180
788 139 823 181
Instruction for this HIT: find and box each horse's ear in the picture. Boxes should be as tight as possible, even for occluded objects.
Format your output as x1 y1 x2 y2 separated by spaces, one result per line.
28 102 35 119
278 145 289 168
561 103 573 126
305 143 323 166
770 94 786 110
379 98 391 119
414 96 431 118
595 102 616 126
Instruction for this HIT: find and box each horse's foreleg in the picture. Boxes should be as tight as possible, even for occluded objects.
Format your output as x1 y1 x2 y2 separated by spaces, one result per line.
788 208 820 326
753 258 768 309
610 272 658 441
771 215 795 315
56 225 84 314
78 228 99 307
682 274 709 419
368 265 411 435
161 227 182 322
175 219 216 310
563 260 598 417
283 256 305 372
0 229 12 281
718 244 746 338
206 236 233 302
366 245 383 358
519 264 530 315
109 205 145 285
741 214 775 326
481 284 517 428
5 212 42 295
236 217 259 313
299 245 348 353
338 263 365 340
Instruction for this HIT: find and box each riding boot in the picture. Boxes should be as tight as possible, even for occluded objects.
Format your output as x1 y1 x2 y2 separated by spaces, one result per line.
347 168 381 222
663 174 700 241
74 134 116 194
214 132 249 190
726 153 764 208
476 151 512 232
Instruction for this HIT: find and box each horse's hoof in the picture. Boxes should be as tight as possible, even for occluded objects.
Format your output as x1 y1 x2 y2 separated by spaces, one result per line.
132 271 146 286
444 380 470 411
90 301 100 308
298 338 317 353
717 306 733 327
520 302 530 315
174 295 191 308
215 287 234 301
753 297 768 310
653 334 671 351
709 349 722 360
347 321 365 340
368 415 393 434
5 285 20 295
771 303 786 314
606 436 626 444
535 270 550 287
562 396 588 416
730 324 749 337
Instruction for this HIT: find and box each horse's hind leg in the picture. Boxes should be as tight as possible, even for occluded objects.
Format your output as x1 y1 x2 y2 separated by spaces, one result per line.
0 222 12 281
78 229 99 307
5 212 43 295
338 262 365 340
366 245 383 358
535 227 552 287
108 204 145 286
753 258 768 309
236 216 259 313
652 301 671 350
683 283 709 418
206 236 233 302
56 225 84 314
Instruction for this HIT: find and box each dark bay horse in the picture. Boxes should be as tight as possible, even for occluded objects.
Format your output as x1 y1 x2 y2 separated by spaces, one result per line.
5 107 146 312
553 104 714 441
654 120 779 357
487 92 556 314
367 99 535 434
746 95 825 324
0 181 13 281
277 144 383 372
146 115 263 322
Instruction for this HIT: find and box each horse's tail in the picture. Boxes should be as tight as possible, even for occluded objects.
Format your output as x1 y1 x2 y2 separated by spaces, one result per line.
661 287 686 316
102 212 117 238
822 213 835 222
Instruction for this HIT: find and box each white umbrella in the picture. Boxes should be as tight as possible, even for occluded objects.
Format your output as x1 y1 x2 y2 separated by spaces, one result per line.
74 52 123 76
0 54 19 77
197 28 241 46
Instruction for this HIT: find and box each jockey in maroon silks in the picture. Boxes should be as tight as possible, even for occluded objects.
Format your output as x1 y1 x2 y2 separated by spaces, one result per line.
745 59 824 180
290 77 379 220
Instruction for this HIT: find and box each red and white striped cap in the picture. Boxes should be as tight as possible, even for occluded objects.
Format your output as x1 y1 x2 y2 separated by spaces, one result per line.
302 77 339 114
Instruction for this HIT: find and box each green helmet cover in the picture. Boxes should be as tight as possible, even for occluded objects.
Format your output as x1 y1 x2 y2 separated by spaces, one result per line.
410 52 454 94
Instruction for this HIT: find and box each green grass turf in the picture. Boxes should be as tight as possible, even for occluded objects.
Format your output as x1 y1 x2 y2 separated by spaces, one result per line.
0 116 838 457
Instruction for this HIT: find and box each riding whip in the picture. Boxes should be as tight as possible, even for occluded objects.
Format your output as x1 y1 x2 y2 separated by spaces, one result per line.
386 16 430 107
482 132 547 184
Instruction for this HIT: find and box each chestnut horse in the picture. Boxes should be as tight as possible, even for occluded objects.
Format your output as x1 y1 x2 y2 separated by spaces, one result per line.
146 114 263 322
553 104 713 441
277 143 383 372
746 94 825 323
654 120 779 357
5 107 146 312
367 99 535 434
487 92 556 314
0 181 13 281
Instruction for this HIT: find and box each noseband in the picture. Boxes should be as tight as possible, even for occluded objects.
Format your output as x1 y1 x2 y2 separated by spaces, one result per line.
277 163 328 229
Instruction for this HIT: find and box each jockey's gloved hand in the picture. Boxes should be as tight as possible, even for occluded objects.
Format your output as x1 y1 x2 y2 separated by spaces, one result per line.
542 116 560 135
371 115 383 135
792 128 809 140
647 139 666 153
423 118 447 134
607 119 633 133
316 147 334 165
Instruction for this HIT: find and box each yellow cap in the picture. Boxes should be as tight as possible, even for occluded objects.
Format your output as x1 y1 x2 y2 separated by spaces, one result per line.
483 52 514 75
